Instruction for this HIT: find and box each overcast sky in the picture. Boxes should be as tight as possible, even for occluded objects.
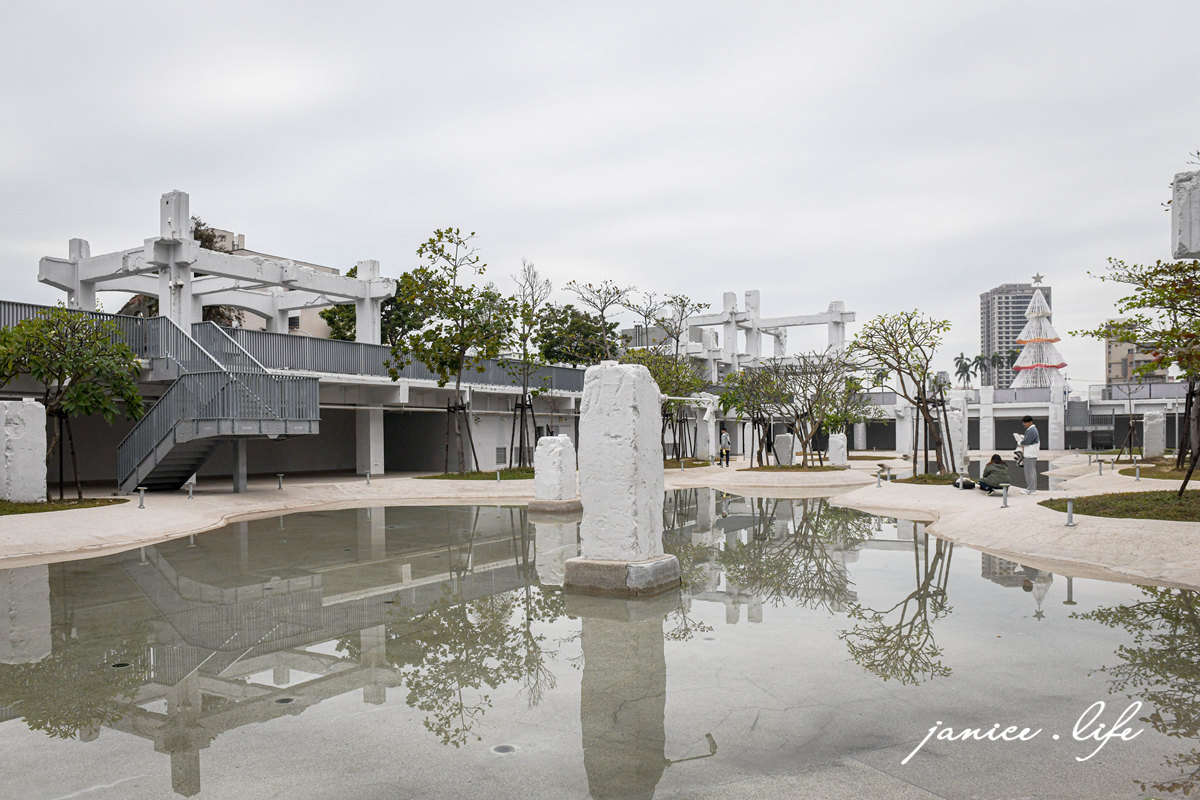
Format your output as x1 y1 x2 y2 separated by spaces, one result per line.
2 2 1197 388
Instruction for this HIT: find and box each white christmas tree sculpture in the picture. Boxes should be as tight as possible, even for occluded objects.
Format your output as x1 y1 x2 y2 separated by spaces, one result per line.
1011 288 1066 388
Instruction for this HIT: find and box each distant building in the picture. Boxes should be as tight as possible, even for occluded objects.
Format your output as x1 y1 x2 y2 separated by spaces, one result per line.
1105 326 1169 384
980 281 1052 389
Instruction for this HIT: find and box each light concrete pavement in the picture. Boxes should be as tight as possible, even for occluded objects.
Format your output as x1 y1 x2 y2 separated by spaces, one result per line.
3 452 1196 588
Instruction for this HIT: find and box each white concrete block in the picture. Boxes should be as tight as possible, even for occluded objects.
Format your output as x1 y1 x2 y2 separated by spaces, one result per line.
534 519 579 587
1 400 46 503
1143 410 1166 460
773 433 794 465
577 362 664 561
894 403 914 456
534 435 577 501
0 565 51 664
827 432 848 466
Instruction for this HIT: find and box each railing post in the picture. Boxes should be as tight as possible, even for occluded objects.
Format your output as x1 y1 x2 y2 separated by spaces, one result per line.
1000 484 1009 508
1065 497 1077 527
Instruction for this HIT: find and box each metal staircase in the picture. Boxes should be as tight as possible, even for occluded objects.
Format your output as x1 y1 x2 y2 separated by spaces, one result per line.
116 319 319 492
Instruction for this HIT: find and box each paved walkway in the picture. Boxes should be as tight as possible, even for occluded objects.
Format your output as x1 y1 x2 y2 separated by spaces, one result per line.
2 453 1197 587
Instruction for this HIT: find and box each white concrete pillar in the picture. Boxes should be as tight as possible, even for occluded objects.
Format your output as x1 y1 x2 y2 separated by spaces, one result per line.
894 403 914 456
0 565 51 664
1048 396 1066 452
979 387 996 452
1143 409 1166 459
354 259 382 346
356 407 384 475
722 292 738 370
1 400 46 502
356 507 386 561
827 300 847 351
66 239 96 310
853 422 867 451
533 518 579 587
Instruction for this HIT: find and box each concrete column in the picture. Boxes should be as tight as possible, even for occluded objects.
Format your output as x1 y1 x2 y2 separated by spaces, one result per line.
744 290 761 361
356 408 384 476
232 440 248 493
1144 409 1166 459
265 290 289 334
1 400 46 503
67 239 96 310
827 300 847 351
354 259 382 346
1048 395 1066 452
721 292 738 371
0 565 51 664
894 403 914 456
853 422 867 451
979 387 996 452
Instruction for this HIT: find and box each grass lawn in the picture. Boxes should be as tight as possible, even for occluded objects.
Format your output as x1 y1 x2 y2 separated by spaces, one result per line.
738 464 848 472
896 472 960 485
0 498 128 516
664 458 712 469
848 455 898 461
417 467 535 481
1040 490 1199 522
1117 458 1193 481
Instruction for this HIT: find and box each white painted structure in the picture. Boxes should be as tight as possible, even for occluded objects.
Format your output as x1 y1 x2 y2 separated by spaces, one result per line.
773 433 795 465
685 291 855 381
1 400 46 503
530 434 581 512
1143 410 1166 459
827 432 848 466
1173 170 1200 259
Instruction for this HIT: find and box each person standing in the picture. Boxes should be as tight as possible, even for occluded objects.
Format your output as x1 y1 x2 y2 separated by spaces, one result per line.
1017 415 1040 494
719 428 731 468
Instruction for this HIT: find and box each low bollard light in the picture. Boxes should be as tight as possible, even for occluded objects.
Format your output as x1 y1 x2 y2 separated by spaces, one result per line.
365 471 371 485
1135 463 1142 481
136 486 147 509
276 473 285 490
186 482 194 500
496 470 501 482
876 472 882 488
1001 485 1009 509
1088 454 1093 465
1065 497 1077 527
1098 460 1103 476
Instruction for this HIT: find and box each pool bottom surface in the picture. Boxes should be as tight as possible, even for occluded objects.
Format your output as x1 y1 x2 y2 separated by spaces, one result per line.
0 495 1194 800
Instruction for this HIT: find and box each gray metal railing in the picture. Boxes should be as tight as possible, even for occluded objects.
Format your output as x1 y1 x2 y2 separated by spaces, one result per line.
221 326 586 392
0 300 148 356
192 322 268 373
990 388 1053 404
1098 382 1189 400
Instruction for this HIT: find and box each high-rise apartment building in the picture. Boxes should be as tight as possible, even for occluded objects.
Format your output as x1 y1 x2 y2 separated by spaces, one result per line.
1105 327 1169 384
979 281 1051 389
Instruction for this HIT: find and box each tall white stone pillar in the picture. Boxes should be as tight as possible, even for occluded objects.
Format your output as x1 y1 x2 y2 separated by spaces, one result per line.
66 239 96 310
827 432 848 466
894 403 914 456
1 400 46 503
564 362 679 596
1143 409 1166 459
827 300 847 351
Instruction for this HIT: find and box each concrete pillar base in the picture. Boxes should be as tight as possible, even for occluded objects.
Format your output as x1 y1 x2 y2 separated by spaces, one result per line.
564 554 680 598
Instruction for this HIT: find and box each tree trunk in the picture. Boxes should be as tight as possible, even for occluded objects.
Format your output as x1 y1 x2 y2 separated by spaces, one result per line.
66 416 83 500
1179 383 1200 498
45 414 62 502
1176 380 1194 471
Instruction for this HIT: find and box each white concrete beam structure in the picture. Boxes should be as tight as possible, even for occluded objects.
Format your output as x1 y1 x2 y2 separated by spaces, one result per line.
38 190 395 331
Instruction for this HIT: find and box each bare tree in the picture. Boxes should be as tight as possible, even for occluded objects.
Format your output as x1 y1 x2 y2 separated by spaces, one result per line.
621 290 665 350
508 259 553 468
564 279 633 359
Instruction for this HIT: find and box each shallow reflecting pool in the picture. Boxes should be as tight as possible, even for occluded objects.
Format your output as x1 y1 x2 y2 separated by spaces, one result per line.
0 492 1196 799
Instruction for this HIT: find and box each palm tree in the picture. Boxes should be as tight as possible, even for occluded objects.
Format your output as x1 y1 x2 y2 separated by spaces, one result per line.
990 352 1006 384
953 352 973 388
971 354 989 385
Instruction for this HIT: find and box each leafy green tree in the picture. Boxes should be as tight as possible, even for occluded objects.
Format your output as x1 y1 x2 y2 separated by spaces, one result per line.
319 266 425 346
953 352 973 388
564 279 632 360
0 306 145 499
536 303 620 366
389 228 515 472
851 311 953 472
1075 258 1200 495
717 367 784 466
766 352 878 466
970 353 990 385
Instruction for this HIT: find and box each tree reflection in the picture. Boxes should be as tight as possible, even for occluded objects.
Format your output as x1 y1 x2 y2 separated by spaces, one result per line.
1076 587 1200 796
371 582 567 748
0 635 144 739
718 498 870 611
838 535 953 685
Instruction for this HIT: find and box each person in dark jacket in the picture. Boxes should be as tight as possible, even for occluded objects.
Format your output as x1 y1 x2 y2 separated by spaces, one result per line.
978 454 1009 496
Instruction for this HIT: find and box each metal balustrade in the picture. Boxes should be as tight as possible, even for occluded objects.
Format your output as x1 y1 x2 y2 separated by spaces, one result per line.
0 300 148 356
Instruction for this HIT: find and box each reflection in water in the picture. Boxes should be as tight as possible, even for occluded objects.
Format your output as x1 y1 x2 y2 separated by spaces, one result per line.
1078 587 1200 796
2 492 1189 800
838 535 954 685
